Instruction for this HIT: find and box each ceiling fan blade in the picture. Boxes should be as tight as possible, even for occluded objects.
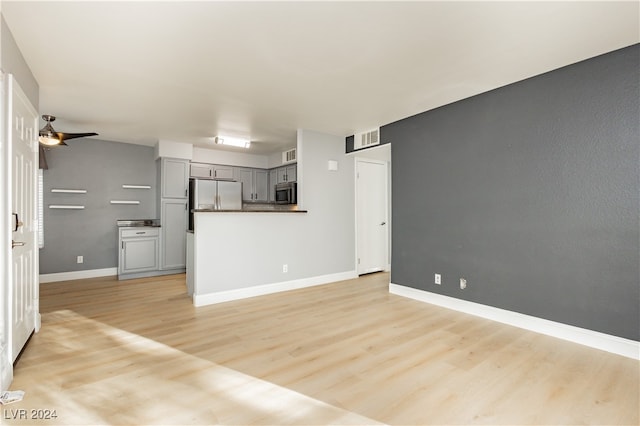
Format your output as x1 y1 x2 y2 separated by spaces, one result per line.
57 132 98 141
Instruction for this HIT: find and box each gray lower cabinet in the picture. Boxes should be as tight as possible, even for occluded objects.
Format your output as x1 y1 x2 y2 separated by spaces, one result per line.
119 227 160 276
269 169 277 202
161 199 188 270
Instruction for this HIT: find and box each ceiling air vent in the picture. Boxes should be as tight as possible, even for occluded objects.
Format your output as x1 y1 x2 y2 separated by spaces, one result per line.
354 128 380 150
282 148 297 164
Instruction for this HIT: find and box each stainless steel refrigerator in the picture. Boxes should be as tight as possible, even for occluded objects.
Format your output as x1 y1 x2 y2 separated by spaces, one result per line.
188 178 242 230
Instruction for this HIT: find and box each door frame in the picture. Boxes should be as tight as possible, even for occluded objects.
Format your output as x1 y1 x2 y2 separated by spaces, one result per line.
354 155 391 275
1 71 12 392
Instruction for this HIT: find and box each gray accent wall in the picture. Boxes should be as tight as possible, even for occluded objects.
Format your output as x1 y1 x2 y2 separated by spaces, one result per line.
388 45 639 341
40 139 157 274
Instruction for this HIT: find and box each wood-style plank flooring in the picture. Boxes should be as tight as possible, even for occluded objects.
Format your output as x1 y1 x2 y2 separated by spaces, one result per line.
5 273 639 425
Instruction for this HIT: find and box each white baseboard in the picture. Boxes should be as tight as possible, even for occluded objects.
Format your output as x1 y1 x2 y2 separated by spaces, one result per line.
389 283 639 360
194 270 358 307
40 267 117 283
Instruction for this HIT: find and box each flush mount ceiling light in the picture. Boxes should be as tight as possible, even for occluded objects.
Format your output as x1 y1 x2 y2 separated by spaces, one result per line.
214 136 251 149
38 115 98 147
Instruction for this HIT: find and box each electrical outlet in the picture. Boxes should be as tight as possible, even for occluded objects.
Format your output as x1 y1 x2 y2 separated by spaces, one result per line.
460 278 467 289
435 273 441 285
77 255 83 264
282 264 288 273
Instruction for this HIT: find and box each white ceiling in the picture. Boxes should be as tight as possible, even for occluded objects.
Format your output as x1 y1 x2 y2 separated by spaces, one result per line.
2 1 639 154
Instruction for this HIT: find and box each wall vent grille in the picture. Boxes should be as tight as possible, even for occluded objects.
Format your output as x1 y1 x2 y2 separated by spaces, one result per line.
282 148 297 163
354 128 380 150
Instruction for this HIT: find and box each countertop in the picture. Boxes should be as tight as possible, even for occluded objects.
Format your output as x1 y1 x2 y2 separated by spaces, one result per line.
116 219 161 227
194 202 307 213
192 209 307 213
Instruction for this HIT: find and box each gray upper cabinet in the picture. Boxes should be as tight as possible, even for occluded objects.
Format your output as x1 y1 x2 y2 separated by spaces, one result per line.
212 165 234 180
190 163 213 179
162 158 189 199
234 168 269 202
286 165 297 182
276 164 297 184
190 163 234 180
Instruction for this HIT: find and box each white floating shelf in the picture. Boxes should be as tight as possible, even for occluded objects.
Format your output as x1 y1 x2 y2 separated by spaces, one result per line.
110 200 140 205
122 185 151 189
51 189 87 194
49 205 85 210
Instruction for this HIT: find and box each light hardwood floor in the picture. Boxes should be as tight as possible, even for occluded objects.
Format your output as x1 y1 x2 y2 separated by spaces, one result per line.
5 272 639 425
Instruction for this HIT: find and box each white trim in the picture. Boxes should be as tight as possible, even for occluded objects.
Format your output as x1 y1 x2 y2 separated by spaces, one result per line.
0 70 12 391
40 267 117 283
194 270 357 307
389 283 640 360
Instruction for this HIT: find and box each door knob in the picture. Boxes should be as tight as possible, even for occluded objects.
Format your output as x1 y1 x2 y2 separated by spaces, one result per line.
12 240 25 249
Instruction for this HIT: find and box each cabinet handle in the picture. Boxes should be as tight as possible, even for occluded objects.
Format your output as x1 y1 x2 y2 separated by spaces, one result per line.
209 169 212 177
122 241 124 249
136 231 145 234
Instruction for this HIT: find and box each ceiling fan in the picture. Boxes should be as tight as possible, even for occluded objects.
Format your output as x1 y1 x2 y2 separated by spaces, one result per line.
38 114 98 146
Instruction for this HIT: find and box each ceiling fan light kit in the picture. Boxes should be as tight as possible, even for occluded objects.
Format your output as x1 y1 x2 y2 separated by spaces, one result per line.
38 115 66 146
38 114 97 146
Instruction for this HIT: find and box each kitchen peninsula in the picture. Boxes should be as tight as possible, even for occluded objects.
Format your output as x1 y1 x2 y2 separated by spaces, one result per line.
172 130 358 309
187 208 317 307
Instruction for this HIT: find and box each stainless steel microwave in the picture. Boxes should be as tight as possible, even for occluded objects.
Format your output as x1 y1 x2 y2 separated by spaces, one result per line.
275 182 297 204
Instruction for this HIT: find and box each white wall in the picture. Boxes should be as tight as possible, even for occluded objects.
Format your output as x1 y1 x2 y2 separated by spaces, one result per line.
192 146 269 169
193 129 356 302
266 146 296 169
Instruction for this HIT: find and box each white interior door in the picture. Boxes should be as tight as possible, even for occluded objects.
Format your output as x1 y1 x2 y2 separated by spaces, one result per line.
8 75 39 363
356 159 388 275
